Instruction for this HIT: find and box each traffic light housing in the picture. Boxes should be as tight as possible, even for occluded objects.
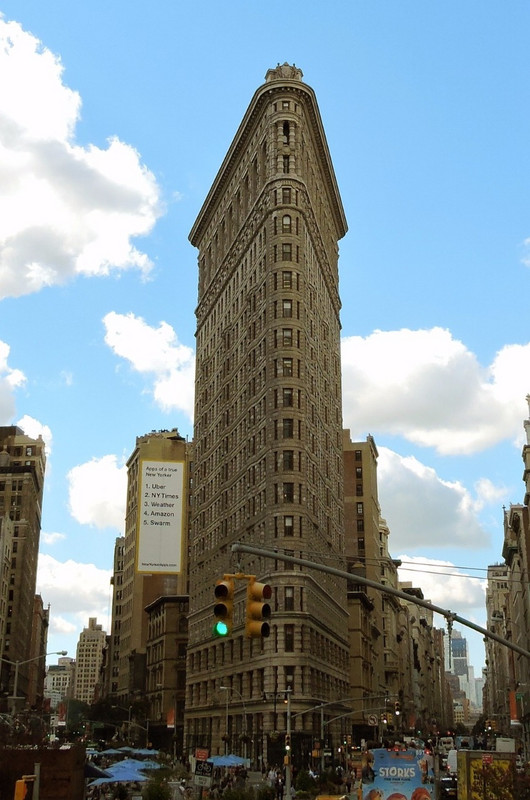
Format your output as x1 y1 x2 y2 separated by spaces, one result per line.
245 577 272 637
14 777 34 800
394 701 401 715
213 578 234 637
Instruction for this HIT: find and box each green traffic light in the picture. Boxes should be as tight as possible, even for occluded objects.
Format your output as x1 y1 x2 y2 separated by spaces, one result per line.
213 620 229 637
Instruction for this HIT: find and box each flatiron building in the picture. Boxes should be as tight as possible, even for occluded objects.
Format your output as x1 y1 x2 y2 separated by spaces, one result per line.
186 64 349 763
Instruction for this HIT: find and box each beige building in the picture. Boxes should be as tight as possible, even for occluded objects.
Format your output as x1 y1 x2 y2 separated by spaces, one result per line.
73 617 107 705
343 433 401 736
483 398 530 748
0 426 46 711
186 64 350 764
112 429 190 713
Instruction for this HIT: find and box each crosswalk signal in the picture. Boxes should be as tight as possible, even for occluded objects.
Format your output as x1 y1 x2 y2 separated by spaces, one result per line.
245 577 272 638
213 578 234 637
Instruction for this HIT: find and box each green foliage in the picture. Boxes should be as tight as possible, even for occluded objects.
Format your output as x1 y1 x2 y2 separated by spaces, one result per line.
256 784 275 800
142 779 172 800
295 770 317 792
223 787 256 800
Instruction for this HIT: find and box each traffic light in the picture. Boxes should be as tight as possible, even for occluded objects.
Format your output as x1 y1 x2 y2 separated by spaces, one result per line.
284 734 291 766
213 577 234 637
245 577 272 637
14 777 34 800
394 701 401 716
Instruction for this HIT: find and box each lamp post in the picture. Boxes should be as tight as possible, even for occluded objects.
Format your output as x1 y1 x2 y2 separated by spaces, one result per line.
112 705 133 742
285 687 292 800
1 650 67 716
221 685 248 759
220 686 230 754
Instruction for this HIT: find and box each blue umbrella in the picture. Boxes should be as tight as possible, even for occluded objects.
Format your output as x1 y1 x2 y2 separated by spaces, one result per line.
208 754 246 767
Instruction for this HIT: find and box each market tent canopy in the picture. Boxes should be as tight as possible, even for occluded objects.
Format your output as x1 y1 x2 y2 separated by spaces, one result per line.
208 754 246 767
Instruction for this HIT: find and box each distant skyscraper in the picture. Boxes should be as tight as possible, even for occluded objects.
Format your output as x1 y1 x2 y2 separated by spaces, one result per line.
186 64 349 761
73 617 106 705
0 425 46 710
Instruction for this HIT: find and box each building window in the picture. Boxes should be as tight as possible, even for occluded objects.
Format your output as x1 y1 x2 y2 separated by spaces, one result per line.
283 483 294 502
282 187 291 204
357 520 365 533
356 467 362 478
284 625 294 652
282 299 293 317
283 451 294 470
282 358 293 376
283 121 290 143
356 484 363 496
282 328 293 347
282 215 292 234
284 515 294 536
283 155 290 173
282 243 292 261
285 587 294 611
282 388 293 407
355 450 362 461
282 271 293 288
357 502 364 515
283 419 294 438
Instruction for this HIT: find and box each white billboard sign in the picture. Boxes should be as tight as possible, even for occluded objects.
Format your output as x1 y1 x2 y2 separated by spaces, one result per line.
136 459 185 574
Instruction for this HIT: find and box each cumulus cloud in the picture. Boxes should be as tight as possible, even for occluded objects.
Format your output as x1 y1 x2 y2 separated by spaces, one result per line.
342 328 530 455
16 413 53 454
103 311 195 418
67 454 127 530
41 531 66 546
377 447 494 550
397 556 487 613
0 340 25 422
37 553 111 639
0 17 162 300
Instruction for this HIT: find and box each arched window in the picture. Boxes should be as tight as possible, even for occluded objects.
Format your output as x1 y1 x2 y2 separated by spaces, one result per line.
282 214 291 233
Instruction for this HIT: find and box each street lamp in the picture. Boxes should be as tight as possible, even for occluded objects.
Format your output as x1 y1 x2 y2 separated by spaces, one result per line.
0 650 67 716
220 685 248 758
112 705 133 742
220 686 230 754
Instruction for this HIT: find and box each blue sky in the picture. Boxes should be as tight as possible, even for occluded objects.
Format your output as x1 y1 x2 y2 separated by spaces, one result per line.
1 1 530 676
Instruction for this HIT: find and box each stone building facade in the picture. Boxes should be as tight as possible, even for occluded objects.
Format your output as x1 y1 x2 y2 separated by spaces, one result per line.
0 425 46 710
186 64 350 763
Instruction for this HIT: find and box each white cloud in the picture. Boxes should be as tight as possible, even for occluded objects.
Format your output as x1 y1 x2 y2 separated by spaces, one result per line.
342 328 530 455
377 447 494 550
37 554 111 644
0 340 26 422
16 414 53 454
397 555 487 613
103 311 195 418
41 531 66 546
67 454 126 531
0 17 162 300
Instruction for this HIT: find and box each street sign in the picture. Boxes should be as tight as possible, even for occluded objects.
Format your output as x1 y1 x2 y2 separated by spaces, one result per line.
194 760 214 786
195 748 209 762
368 714 378 726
